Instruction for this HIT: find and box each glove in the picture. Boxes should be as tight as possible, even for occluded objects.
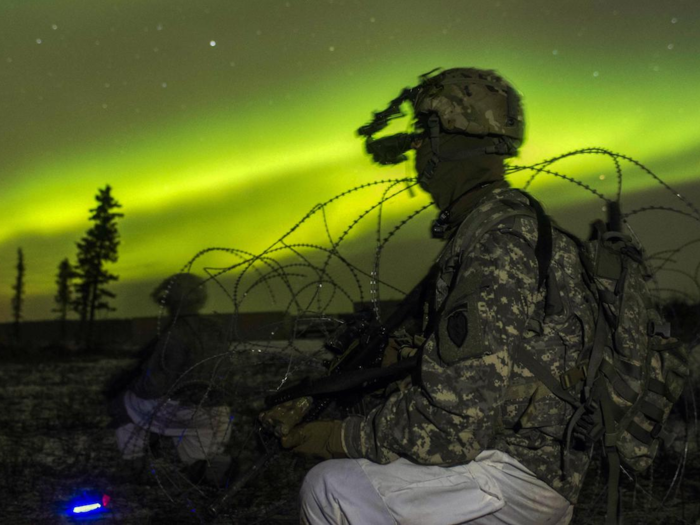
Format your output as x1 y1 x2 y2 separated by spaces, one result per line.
259 397 313 438
281 420 347 460
381 331 425 368
380 336 403 367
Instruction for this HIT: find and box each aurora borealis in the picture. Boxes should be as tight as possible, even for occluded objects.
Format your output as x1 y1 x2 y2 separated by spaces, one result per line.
2 0 700 321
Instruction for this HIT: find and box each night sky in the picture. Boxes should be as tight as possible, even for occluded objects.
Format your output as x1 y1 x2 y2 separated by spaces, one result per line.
2 0 700 321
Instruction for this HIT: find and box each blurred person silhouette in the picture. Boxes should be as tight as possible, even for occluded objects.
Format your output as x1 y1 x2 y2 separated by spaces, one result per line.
106 273 234 486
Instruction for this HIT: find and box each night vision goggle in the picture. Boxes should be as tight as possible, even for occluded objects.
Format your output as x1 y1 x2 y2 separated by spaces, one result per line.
356 82 428 166
361 133 423 166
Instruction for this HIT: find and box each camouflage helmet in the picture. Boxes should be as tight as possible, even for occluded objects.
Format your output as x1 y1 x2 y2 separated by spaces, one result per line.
151 273 207 315
412 68 525 151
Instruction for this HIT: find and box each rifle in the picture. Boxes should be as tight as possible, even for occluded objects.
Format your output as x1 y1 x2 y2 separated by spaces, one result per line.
206 267 435 519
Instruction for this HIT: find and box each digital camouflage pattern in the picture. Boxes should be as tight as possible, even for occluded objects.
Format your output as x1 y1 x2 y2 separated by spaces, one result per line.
342 187 597 503
413 68 525 149
581 225 689 473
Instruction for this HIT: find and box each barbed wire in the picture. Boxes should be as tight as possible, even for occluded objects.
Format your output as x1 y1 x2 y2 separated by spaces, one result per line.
107 147 700 521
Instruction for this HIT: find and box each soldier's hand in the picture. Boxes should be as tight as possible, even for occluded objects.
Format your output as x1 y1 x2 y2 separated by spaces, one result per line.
381 331 426 367
281 420 347 460
258 396 313 438
380 337 403 367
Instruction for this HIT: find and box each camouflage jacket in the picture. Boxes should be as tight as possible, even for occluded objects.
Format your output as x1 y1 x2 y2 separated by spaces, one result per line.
342 187 597 503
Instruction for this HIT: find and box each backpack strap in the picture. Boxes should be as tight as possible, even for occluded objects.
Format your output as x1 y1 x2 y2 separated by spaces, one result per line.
445 189 553 292
599 382 623 525
522 193 553 290
513 348 579 407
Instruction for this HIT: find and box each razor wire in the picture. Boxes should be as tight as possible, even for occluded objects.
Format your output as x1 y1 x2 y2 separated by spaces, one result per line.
103 147 700 522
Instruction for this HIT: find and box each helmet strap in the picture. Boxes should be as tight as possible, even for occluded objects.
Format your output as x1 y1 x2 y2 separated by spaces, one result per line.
422 114 442 181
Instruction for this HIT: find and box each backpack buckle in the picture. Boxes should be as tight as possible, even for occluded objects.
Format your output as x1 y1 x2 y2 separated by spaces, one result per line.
560 365 586 390
431 209 451 239
647 321 671 339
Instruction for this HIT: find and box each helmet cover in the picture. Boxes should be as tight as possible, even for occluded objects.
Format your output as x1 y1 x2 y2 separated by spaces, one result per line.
412 68 525 149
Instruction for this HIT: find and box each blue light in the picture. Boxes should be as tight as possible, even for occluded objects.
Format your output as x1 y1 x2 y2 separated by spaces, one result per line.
65 493 110 517
72 503 102 514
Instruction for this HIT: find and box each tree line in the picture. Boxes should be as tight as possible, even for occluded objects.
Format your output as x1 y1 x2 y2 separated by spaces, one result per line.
10 185 123 348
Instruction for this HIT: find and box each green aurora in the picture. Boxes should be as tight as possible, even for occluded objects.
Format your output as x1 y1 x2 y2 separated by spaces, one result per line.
2 0 700 320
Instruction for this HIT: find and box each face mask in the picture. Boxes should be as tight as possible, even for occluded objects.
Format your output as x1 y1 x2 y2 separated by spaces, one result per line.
415 133 506 210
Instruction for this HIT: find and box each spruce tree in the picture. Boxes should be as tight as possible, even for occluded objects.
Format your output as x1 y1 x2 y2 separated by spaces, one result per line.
11 248 25 342
73 185 124 347
53 258 74 341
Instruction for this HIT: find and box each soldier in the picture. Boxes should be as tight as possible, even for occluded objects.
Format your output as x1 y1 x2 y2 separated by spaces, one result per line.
109 273 235 486
261 68 597 524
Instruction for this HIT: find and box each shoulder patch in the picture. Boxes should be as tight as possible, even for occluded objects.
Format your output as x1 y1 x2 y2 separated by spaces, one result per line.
438 294 485 365
447 309 468 347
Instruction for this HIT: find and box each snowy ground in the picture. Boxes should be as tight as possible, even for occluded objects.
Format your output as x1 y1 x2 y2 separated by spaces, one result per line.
0 345 323 524
0 347 698 524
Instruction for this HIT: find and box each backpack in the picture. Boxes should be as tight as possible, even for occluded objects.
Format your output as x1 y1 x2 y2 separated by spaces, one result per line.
560 205 689 524
445 189 689 524
508 196 689 525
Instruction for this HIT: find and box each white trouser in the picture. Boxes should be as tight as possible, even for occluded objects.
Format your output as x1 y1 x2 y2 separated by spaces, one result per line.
114 390 232 465
300 450 573 525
